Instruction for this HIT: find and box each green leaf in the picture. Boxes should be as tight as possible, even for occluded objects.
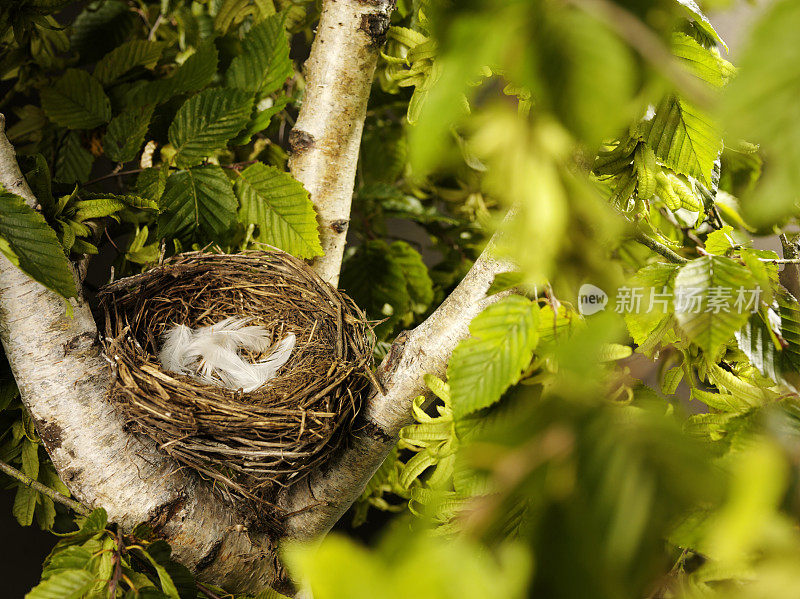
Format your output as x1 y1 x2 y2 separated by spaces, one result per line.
0 188 77 298
448 295 539 419
81 192 158 212
103 105 155 163
234 163 322 258
25 569 95 599
24 154 54 215
137 166 169 204
226 12 292 96
671 33 734 89
676 0 727 51
214 0 275 33
13 484 37 526
623 263 680 346
736 309 784 386
40 69 112 130
78 508 108 534
94 40 166 85
54 132 93 185
134 548 180 599
159 166 238 242
388 241 433 311
168 89 253 168
673 255 756 356
704 225 737 255
36 495 57 531
229 96 289 146
645 95 720 186
70 0 135 63
43 547 92 579
340 240 411 338
128 42 219 107
777 288 800 373
21 439 39 479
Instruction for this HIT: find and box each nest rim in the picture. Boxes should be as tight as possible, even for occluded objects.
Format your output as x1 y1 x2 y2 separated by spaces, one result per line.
98 250 376 507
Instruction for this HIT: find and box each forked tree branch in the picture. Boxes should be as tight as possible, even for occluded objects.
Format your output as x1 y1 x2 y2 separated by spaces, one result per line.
289 0 396 286
277 242 514 541
0 2 516 594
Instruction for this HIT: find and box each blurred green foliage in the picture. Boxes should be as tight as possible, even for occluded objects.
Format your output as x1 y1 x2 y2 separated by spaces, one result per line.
3 0 800 598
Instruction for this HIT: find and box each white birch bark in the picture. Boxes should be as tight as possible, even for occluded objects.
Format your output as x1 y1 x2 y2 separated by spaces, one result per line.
278 244 514 540
0 115 278 593
0 0 519 592
289 0 396 286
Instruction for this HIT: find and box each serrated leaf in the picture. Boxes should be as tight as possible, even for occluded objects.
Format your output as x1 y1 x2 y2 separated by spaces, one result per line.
13 484 37 526
21 439 39 479
41 69 111 130
676 0 727 51
24 154 54 215
36 495 57 531
662 366 684 395
448 295 539 418
41 464 70 497
168 89 253 168
673 255 756 355
103 105 155 163
43 547 92 580
229 96 289 146
645 95 720 186
226 12 292 96
159 166 238 242
134 548 180 599
0 188 77 298
778 288 800 372
215 0 275 33
736 309 783 386
128 42 218 107
704 225 737 255
623 263 680 346
25 569 95 599
54 132 93 185
388 241 433 311
70 0 135 63
81 192 158 211
234 163 322 258
671 32 734 89
137 165 169 204
94 40 166 85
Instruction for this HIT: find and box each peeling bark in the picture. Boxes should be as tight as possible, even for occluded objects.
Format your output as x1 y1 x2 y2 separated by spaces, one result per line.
289 0 395 286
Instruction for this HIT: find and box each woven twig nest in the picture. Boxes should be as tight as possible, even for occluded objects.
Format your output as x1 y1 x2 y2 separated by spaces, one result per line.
98 251 375 505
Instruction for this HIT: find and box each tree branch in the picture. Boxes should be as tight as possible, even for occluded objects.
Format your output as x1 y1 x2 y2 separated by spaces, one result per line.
0 458 91 516
0 115 279 593
289 0 396 286
277 240 514 541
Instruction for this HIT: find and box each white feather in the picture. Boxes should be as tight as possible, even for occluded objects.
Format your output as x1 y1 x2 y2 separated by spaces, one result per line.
159 318 295 392
193 317 274 353
158 324 193 374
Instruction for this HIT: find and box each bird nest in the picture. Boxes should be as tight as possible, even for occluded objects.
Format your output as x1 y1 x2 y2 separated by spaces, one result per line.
98 251 376 506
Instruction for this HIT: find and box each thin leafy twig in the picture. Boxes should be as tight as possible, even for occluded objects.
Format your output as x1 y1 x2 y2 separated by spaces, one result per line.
82 168 146 187
632 230 689 264
0 459 91 515
196 582 227 599
108 527 124 599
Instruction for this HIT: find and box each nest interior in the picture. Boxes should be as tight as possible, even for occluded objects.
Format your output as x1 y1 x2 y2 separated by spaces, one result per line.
98 251 375 505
